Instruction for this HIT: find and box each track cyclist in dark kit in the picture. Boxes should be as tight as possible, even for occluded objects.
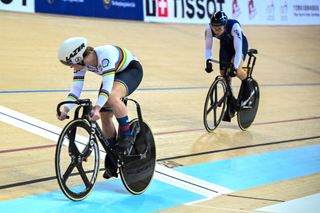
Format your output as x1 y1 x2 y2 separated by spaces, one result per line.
204 11 255 121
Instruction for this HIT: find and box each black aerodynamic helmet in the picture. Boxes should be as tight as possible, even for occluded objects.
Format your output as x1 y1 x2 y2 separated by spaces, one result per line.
210 11 228 26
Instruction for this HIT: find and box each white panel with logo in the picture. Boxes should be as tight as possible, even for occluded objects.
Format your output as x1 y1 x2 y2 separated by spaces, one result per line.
0 0 35 13
143 0 320 25
144 0 221 24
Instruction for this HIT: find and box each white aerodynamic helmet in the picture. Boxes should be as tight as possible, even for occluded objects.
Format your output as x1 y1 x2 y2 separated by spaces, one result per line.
58 37 88 66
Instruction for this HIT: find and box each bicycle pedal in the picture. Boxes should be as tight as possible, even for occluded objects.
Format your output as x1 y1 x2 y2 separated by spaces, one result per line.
117 159 124 167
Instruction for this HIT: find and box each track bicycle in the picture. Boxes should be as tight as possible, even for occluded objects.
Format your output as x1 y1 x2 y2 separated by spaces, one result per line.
203 48 260 132
55 98 156 201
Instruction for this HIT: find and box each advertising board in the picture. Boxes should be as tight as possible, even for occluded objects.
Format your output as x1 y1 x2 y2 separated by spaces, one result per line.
143 0 320 25
35 0 143 21
0 0 34 13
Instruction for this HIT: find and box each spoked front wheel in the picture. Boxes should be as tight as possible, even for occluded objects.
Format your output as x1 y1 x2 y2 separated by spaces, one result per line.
237 78 260 130
203 78 227 132
120 118 156 194
55 119 100 201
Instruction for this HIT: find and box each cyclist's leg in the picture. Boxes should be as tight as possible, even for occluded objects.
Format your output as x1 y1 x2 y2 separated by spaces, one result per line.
109 60 143 151
237 35 254 106
219 42 234 122
219 42 230 77
100 109 118 179
237 35 249 81
236 58 254 100
236 59 246 80
100 105 117 145
100 103 119 179
97 81 117 145
219 41 234 81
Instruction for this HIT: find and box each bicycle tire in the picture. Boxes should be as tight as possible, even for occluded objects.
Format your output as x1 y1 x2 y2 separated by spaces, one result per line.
120 118 156 195
237 78 260 130
203 77 227 132
55 119 100 201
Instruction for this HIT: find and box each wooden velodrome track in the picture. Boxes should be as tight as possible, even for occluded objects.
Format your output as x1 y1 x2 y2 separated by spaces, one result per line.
0 11 319 212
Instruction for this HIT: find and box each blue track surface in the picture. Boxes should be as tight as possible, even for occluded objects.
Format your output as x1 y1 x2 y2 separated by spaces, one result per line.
176 144 320 191
1 145 319 212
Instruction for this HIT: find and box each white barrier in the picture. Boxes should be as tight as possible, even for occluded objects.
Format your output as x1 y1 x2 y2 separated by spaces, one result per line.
143 0 320 25
1 0 319 25
0 0 34 13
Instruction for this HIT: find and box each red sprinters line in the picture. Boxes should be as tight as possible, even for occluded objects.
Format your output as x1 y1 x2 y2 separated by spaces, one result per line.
1 116 319 154
0 144 55 154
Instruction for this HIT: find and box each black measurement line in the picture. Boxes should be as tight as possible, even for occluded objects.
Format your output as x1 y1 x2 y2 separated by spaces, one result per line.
158 136 320 161
1 136 319 190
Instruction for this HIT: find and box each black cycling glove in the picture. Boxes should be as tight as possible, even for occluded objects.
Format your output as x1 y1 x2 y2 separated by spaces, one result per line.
229 64 237 77
205 59 213 73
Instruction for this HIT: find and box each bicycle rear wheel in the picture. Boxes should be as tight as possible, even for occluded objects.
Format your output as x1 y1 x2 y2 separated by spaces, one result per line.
203 78 227 132
237 78 260 130
55 119 100 201
120 119 156 194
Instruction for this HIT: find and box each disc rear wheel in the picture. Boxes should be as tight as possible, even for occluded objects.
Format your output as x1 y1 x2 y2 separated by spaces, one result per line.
237 78 260 130
120 119 156 194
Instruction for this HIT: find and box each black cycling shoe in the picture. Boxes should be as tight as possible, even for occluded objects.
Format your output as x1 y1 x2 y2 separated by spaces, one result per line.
103 157 117 179
114 135 134 155
229 107 236 118
222 112 231 122
103 168 117 179
222 100 234 122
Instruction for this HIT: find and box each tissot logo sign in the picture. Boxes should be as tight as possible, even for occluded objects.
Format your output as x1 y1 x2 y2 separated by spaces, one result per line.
158 0 168 17
145 0 168 17
144 0 225 23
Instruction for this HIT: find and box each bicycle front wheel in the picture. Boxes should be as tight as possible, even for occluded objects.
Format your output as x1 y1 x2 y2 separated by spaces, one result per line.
203 78 227 132
120 119 156 195
55 119 100 201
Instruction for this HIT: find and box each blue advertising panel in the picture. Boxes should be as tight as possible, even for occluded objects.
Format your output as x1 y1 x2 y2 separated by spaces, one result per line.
35 0 143 21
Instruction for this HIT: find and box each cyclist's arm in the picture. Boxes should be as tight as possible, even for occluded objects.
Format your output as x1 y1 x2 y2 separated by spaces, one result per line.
95 46 129 108
205 25 213 60
96 67 115 108
231 23 243 69
65 69 86 110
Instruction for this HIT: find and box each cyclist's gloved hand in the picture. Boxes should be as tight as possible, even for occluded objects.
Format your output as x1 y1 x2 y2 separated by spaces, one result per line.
57 111 68 121
57 106 70 121
90 105 101 121
205 59 213 73
230 64 237 77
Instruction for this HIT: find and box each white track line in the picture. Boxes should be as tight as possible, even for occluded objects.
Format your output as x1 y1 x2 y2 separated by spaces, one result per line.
0 105 233 199
0 106 61 142
155 164 233 198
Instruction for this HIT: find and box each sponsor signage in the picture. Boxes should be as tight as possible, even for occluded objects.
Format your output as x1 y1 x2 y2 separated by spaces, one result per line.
227 0 320 25
143 0 320 25
144 0 226 23
35 0 143 21
0 0 34 13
